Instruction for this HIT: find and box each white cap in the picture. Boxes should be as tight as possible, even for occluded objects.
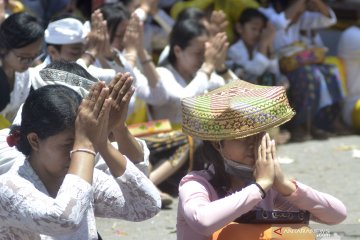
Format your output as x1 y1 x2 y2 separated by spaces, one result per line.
45 18 89 45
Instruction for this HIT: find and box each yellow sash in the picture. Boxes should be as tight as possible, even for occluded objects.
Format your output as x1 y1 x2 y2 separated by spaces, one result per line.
126 98 148 125
352 99 360 130
0 115 11 130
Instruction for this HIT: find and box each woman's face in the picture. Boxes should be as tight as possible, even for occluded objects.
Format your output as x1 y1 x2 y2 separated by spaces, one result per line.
3 38 43 72
174 34 208 79
220 132 265 167
33 128 75 178
111 20 129 51
237 18 265 49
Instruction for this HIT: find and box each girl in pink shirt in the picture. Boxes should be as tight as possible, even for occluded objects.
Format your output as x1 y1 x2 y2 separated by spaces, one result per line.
177 80 347 240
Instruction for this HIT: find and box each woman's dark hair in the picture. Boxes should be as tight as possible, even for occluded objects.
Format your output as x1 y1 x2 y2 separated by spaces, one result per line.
0 12 44 54
45 60 98 82
10 60 96 156
100 2 130 43
117 0 133 6
198 141 231 198
177 7 206 22
11 85 82 156
269 0 291 13
0 70 10 111
238 8 267 25
0 12 44 111
76 0 93 21
168 19 208 65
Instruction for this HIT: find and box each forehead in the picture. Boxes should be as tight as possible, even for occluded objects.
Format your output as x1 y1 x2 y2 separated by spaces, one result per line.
244 18 266 27
61 43 84 50
186 35 208 50
226 132 265 143
14 38 43 55
44 128 75 144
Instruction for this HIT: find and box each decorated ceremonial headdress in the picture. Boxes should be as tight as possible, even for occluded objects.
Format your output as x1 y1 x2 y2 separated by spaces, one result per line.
38 68 98 98
181 80 295 141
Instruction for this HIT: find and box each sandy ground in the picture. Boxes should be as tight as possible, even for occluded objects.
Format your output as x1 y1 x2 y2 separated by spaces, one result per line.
97 135 360 240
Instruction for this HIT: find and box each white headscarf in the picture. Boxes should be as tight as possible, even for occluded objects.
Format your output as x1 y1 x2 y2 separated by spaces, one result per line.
45 18 90 45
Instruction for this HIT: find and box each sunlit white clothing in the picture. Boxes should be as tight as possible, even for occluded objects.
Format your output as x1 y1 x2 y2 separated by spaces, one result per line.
151 65 232 124
0 127 151 176
91 50 168 117
273 8 336 51
0 157 161 239
228 40 279 78
259 6 290 30
338 26 360 126
0 69 35 122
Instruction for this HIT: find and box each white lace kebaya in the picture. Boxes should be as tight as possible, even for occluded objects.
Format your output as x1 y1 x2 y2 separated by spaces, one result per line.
0 157 161 239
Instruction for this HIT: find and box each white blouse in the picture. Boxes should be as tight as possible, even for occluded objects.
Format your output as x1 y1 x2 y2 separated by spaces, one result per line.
228 40 279 78
0 157 161 239
90 50 168 117
0 69 33 123
259 6 290 30
151 65 227 124
272 8 337 51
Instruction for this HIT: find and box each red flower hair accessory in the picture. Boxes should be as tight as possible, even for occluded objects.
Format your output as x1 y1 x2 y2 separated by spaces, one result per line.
7 129 21 147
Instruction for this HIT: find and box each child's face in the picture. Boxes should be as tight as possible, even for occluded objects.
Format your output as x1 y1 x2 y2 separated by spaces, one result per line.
220 132 264 167
57 43 84 62
237 18 265 48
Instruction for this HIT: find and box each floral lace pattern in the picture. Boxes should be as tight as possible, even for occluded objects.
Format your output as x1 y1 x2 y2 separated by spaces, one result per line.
0 158 161 239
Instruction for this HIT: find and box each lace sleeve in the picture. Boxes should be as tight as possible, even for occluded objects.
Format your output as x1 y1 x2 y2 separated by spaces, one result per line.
94 139 150 177
93 158 161 221
0 174 92 236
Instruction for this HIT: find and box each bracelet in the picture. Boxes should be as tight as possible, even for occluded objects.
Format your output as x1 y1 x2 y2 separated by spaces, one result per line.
141 57 153 65
215 67 228 76
83 51 96 62
70 148 96 158
255 183 266 199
